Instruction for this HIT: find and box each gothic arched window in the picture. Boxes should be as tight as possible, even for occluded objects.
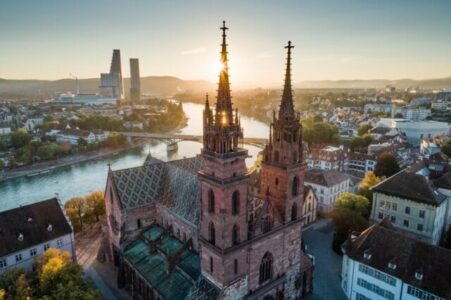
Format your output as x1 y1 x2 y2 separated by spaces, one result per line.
232 224 239 245
292 176 299 197
234 259 238 275
274 151 280 162
209 222 216 245
259 252 273 284
232 191 240 215
291 202 298 221
210 257 214 273
208 189 215 213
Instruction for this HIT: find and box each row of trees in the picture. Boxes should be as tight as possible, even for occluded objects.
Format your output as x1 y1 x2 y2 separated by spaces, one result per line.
0 248 99 299
64 191 105 232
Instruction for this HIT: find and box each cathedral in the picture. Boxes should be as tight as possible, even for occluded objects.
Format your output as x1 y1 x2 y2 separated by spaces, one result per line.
102 21 314 300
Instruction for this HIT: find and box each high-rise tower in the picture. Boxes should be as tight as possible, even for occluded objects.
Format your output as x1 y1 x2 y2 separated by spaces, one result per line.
100 49 124 99
129 58 141 102
199 21 250 292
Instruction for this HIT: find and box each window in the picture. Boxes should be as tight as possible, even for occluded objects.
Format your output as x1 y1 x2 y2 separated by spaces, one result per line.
259 252 273 284
357 278 394 300
291 202 298 221
209 222 216 245
0 259 7 269
405 206 410 214
30 248 37 257
378 212 383 219
417 224 424 232
419 210 425 219
403 220 409 227
210 257 214 273
292 176 299 196
380 200 386 208
275 178 279 186
274 151 279 162
234 259 238 275
232 191 240 215
232 224 239 245
407 285 441 300
44 243 50 251
392 203 397 211
390 216 396 223
137 219 142 228
208 189 215 213
358 264 396 286
15 254 22 262
356 293 371 300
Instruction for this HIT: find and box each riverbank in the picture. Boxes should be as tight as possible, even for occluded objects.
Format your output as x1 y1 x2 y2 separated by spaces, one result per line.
0 140 147 182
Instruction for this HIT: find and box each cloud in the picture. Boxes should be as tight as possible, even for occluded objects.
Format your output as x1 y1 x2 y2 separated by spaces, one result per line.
181 47 206 55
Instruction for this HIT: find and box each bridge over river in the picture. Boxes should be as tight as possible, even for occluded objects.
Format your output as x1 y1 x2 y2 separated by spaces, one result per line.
120 132 267 149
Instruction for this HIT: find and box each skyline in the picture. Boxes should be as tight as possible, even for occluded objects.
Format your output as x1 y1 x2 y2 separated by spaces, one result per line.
1 0 451 86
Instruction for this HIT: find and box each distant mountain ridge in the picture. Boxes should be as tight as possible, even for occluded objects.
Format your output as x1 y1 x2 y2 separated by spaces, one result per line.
0 76 214 99
1 75 451 99
297 76 451 89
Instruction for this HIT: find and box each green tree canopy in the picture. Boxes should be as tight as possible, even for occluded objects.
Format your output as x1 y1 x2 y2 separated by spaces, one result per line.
357 124 372 136
374 152 400 177
10 129 32 148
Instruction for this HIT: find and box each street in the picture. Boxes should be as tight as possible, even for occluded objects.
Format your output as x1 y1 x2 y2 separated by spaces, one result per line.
304 219 347 300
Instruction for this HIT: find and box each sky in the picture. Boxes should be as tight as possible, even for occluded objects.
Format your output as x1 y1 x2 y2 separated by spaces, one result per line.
1 0 451 86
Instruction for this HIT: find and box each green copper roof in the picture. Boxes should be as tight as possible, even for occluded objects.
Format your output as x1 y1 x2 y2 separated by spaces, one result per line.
123 225 202 299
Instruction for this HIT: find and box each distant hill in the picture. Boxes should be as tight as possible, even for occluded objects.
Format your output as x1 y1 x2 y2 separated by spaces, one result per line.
0 76 214 99
297 77 451 89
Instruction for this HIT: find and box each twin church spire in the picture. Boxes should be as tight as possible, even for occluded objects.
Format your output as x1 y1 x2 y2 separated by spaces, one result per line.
203 21 299 156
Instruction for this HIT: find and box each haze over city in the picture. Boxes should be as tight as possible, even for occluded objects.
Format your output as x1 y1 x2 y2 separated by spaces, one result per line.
1 0 451 86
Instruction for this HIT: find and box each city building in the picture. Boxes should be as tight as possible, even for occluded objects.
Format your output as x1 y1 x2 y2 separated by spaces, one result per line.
129 58 141 103
304 169 351 213
101 23 314 299
394 120 449 146
306 145 345 171
0 198 75 274
302 185 318 227
402 107 431 121
24 117 44 132
345 152 377 178
341 219 451 300
100 49 124 99
53 129 106 145
370 170 448 245
0 127 11 135
58 92 117 106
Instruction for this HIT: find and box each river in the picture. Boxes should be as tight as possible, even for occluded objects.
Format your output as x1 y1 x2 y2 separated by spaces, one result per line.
0 102 269 211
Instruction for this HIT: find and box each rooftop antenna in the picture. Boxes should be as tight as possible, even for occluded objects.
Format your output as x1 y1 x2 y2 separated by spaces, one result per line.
69 73 79 95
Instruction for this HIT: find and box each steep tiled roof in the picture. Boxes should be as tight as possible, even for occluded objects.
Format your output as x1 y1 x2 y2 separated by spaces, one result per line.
433 171 451 190
343 220 451 299
304 169 350 187
0 198 73 258
373 170 446 206
111 156 202 225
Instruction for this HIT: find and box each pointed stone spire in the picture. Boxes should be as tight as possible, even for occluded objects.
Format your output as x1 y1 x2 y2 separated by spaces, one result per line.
279 41 295 119
205 93 210 111
216 20 233 123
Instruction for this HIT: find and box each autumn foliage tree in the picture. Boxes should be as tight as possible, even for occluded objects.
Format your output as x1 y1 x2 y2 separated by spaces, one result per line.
64 191 105 232
359 171 383 201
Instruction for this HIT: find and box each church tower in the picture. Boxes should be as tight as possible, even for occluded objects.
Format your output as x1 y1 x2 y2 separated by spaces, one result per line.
199 21 250 292
260 41 305 226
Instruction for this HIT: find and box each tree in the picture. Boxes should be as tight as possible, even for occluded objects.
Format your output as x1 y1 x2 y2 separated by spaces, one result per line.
441 139 451 157
34 248 100 299
359 171 383 201
330 193 370 253
10 129 32 148
375 152 400 177
335 192 371 218
0 289 4 300
85 191 105 222
350 134 373 151
64 197 87 231
394 112 403 118
357 124 372 136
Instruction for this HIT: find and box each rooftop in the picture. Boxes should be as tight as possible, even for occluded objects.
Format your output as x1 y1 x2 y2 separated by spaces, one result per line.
373 170 446 206
343 220 451 299
0 198 72 258
304 169 350 187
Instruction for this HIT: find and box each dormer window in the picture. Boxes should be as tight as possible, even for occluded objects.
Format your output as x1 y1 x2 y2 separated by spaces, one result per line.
415 272 423 280
388 262 397 270
363 249 372 260
47 224 53 232
18 233 24 241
